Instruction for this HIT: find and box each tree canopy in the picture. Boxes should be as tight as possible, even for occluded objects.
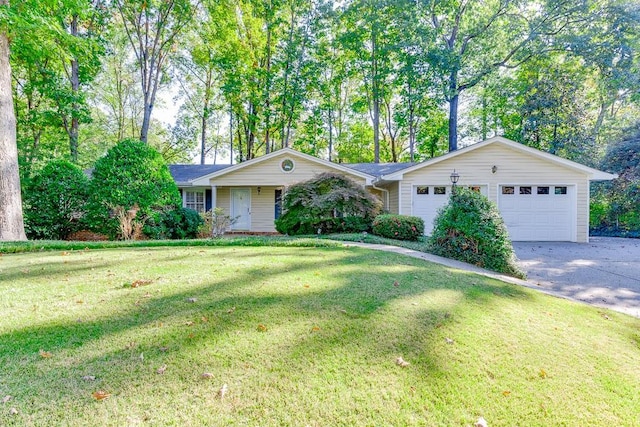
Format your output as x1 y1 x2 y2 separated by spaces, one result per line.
1 0 640 239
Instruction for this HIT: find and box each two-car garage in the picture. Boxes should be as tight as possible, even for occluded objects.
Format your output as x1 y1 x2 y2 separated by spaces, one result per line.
412 184 574 241
382 137 616 243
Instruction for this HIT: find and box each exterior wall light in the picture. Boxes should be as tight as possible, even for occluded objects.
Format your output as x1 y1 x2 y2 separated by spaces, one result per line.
257 186 261 195
450 170 460 185
492 165 498 174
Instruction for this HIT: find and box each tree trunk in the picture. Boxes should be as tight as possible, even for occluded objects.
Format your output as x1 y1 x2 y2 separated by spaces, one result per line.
0 21 27 241
229 107 234 164
327 106 333 162
264 21 272 154
69 14 80 162
408 104 415 162
448 69 459 152
372 28 380 163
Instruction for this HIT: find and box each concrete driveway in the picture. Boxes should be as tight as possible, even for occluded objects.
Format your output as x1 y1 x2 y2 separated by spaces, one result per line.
513 237 640 318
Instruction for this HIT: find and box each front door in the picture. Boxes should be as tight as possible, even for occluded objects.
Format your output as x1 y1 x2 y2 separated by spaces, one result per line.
231 188 251 230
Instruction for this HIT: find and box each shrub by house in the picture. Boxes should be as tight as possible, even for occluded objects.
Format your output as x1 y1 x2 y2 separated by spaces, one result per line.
275 173 382 235
428 187 524 278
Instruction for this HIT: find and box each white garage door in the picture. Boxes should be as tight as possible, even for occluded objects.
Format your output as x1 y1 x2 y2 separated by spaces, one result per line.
413 185 487 235
498 185 574 241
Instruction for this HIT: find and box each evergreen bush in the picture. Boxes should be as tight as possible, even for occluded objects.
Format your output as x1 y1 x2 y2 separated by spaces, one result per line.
275 173 382 235
371 214 424 241
144 207 204 239
428 187 525 278
23 160 90 240
85 139 182 239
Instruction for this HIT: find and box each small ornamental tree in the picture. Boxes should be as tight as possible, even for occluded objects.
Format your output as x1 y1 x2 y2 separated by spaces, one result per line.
275 173 382 235
23 160 90 240
86 139 182 239
428 187 525 278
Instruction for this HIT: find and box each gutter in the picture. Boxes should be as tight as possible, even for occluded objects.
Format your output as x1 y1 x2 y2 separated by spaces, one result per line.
371 179 390 212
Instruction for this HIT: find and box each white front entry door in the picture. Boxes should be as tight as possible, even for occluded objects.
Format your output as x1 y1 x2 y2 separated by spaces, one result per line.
231 188 251 230
498 185 574 241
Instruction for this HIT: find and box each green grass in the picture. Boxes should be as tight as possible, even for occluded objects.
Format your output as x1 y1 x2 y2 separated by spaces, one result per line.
1 245 639 426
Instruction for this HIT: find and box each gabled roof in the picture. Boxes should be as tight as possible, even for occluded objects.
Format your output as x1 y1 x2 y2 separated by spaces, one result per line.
345 162 415 176
169 164 231 185
190 147 377 186
379 136 617 181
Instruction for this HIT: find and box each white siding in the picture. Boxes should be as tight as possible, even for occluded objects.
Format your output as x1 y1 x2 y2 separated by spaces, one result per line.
399 144 591 242
211 156 367 187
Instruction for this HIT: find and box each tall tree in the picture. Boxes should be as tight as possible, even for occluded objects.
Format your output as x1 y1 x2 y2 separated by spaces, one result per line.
424 0 591 151
0 0 27 240
115 0 194 143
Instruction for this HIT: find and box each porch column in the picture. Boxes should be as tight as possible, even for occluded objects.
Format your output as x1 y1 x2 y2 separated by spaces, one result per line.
210 185 217 237
210 185 217 210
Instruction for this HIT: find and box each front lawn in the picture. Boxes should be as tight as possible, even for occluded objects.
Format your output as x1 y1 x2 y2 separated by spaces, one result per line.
1 245 639 426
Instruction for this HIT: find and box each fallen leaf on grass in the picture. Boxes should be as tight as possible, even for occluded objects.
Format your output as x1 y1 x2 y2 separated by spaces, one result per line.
201 372 214 379
311 326 321 332
76 300 84 304
257 324 267 332
92 391 111 400
9 407 18 415
539 369 548 379
139 353 144 362
475 416 488 427
201 316 208 323
130 279 153 288
82 375 96 381
393 280 399 287
186 297 197 303
226 307 236 314
445 337 454 344
61 251 70 256
156 364 167 374
185 321 195 326
395 357 410 368
39 350 53 358
2 395 12 404
502 390 511 397
303 284 310 288
217 384 228 400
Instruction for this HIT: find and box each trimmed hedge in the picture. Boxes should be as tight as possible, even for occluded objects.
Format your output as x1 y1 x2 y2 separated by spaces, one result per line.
23 160 90 240
144 207 204 239
427 187 524 278
371 214 424 241
85 139 181 239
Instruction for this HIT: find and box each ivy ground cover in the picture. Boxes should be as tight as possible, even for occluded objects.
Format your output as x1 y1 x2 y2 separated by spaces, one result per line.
1 246 639 426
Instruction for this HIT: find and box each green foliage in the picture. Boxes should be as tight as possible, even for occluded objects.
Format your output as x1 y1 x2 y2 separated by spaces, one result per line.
591 124 640 236
22 159 90 240
144 207 204 240
428 188 524 278
371 214 424 241
275 173 382 235
85 139 181 239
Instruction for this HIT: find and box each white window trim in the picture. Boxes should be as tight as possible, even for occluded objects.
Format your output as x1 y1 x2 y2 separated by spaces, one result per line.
184 189 206 213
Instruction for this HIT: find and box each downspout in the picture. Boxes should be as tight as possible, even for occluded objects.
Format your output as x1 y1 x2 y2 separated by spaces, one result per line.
371 179 389 212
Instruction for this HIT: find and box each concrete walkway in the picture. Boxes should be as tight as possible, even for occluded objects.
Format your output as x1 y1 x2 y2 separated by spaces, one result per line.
343 239 640 318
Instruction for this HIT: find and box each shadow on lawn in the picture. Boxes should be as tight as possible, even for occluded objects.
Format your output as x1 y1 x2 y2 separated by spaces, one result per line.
0 246 531 412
